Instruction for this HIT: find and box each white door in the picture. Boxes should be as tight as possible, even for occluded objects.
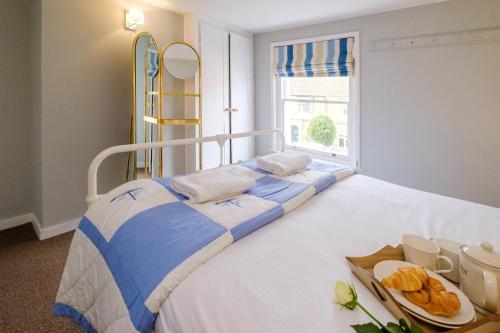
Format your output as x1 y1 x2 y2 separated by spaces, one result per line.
200 22 230 169
229 32 255 163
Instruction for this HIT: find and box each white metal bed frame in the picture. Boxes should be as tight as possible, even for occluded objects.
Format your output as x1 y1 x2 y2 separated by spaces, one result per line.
87 129 286 206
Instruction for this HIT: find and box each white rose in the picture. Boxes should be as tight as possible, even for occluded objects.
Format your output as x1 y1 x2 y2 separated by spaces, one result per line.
334 281 357 310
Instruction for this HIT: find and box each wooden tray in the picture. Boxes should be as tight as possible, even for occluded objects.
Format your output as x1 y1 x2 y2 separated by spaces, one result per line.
346 245 500 333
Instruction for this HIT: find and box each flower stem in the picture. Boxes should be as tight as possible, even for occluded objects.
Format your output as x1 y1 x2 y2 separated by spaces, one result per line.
356 302 385 329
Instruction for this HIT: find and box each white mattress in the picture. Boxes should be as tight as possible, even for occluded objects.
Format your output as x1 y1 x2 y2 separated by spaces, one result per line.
154 174 500 333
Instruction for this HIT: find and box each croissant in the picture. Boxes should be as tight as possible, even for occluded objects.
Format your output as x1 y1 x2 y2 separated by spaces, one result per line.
381 266 428 292
403 276 461 317
425 277 446 292
403 289 430 307
423 291 461 316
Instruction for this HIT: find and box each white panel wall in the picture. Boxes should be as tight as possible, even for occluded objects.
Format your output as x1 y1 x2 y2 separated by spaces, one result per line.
200 22 230 169
229 32 255 163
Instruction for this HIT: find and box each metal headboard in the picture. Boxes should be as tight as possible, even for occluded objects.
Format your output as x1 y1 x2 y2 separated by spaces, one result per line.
87 129 285 206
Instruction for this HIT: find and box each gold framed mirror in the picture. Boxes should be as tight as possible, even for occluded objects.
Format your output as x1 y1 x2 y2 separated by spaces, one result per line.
128 37 203 180
127 32 161 180
163 42 199 80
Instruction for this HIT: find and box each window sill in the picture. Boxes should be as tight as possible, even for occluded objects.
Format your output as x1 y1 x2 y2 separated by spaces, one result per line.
286 144 357 167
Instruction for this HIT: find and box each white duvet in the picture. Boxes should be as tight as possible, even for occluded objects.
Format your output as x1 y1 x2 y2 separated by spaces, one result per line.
155 174 500 333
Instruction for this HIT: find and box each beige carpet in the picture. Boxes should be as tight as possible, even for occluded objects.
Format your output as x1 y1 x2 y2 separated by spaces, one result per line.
0 223 82 332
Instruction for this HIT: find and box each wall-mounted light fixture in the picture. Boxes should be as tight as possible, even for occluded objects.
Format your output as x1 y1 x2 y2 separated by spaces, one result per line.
125 9 144 31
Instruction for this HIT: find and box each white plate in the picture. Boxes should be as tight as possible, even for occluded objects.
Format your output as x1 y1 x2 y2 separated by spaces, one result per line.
402 303 475 329
373 260 475 326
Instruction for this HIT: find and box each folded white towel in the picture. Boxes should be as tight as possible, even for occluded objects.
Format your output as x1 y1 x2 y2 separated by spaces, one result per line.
256 150 312 177
170 165 256 204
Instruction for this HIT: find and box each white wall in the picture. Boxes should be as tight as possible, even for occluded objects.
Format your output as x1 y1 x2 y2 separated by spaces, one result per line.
31 0 43 223
0 0 32 220
254 0 500 207
33 0 184 227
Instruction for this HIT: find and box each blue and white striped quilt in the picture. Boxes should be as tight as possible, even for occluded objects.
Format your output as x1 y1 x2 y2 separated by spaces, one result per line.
54 160 354 333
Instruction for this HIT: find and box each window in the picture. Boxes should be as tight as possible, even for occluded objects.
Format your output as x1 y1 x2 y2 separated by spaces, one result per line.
339 135 345 149
291 125 299 143
272 33 359 167
280 76 353 159
299 102 313 113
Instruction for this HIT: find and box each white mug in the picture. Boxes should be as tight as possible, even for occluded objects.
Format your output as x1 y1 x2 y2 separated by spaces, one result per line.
402 234 454 274
432 237 461 282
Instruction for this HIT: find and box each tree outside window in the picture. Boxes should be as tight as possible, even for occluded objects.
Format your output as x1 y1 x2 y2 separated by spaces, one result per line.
307 115 336 147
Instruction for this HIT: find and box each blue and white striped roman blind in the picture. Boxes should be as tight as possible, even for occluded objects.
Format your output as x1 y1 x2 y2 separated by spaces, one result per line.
273 37 355 77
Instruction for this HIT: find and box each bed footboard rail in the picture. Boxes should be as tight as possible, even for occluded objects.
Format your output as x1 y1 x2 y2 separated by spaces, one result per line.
87 129 285 205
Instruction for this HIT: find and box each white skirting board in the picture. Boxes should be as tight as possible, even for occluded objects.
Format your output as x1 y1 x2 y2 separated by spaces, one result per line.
0 213 78 240
32 215 79 240
0 214 33 232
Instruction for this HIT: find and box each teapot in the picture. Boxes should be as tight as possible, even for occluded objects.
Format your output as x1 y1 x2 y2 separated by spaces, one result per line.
459 242 500 314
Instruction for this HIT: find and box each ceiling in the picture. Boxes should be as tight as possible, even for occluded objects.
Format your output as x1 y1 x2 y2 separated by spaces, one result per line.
141 0 447 33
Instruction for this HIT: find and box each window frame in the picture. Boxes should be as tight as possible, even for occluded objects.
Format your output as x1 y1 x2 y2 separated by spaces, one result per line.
269 31 360 168
339 134 345 149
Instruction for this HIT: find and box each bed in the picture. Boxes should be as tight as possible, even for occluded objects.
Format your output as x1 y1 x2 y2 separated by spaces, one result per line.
55 130 500 333
154 173 500 332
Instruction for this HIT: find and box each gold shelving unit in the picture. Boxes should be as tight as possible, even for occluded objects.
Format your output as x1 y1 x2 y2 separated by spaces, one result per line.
144 41 203 173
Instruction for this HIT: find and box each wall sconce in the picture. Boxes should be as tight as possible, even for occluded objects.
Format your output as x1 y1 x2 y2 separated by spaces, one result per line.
125 9 144 31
